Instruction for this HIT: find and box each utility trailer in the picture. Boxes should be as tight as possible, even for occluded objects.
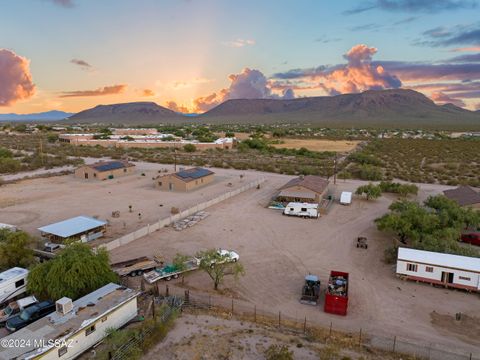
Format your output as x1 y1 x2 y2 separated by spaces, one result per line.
111 256 163 277
300 275 321 305
324 271 349 316
143 258 200 284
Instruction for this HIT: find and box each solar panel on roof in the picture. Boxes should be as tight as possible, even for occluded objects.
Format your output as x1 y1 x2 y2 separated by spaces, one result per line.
176 168 212 179
92 161 126 172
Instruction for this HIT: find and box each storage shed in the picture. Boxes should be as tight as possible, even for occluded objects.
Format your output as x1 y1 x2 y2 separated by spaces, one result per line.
74 160 135 181
340 192 352 205
38 216 107 243
396 247 480 292
155 167 214 192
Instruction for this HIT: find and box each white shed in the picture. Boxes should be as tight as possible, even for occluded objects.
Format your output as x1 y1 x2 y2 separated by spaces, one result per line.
339 192 352 205
396 247 480 292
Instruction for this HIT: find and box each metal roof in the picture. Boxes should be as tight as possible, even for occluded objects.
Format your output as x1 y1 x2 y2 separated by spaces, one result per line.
0 267 28 284
0 283 139 360
443 186 480 206
278 189 316 199
38 216 106 238
174 167 214 182
397 247 480 273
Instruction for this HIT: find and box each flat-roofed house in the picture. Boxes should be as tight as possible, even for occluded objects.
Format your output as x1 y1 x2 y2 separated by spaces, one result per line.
443 185 480 209
155 167 214 192
277 175 329 203
0 283 139 360
74 160 135 180
38 216 107 243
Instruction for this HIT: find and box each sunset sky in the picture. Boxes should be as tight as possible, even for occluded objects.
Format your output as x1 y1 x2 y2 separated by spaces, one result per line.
1 0 480 114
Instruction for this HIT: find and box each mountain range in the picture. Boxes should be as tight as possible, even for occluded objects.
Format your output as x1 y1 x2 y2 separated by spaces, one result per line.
4 89 480 129
0 110 73 121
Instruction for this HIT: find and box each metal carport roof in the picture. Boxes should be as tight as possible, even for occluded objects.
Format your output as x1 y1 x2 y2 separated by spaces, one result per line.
38 216 106 238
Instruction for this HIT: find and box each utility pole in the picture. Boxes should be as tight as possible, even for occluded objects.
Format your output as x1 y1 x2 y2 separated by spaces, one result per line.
174 144 177 172
333 152 337 185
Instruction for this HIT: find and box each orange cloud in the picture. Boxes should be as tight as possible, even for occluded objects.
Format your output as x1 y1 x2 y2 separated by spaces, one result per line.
165 100 190 113
0 49 36 106
450 45 480 52
431 91 466 107
59 84 127 98
141 89 155 97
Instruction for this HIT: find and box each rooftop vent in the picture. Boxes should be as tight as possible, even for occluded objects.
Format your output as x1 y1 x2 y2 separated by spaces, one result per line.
56 297 74 315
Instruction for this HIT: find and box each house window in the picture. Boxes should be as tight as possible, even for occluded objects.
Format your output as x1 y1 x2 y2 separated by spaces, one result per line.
459 276 471 281
85 324 96 336
426 266 434 273
406 263 418 272
123 168 127 172
93 173 97 178
201 178 203 183
84 173 88 179
15 279 25 288
58 347 68 357
301 208 307 212
158 181 162 186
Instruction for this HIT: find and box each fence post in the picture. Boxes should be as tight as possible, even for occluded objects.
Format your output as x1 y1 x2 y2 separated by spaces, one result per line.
152 297 156 319
303 316 307 334
185 290 190 305
278 311 281 328
108 351 112 360
166 284 169 297
208 295 211 308
359 328 362 346
329 322 332 337
254 305 256 323
393 336 396 353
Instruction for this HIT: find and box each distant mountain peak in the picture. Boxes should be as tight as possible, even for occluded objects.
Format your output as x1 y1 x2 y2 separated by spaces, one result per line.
0 110 73 121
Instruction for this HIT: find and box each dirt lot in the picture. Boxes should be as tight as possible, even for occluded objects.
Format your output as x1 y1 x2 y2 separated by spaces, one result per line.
272 139 361 152
145 313 390 360
110 175 479 355
0 162 263 242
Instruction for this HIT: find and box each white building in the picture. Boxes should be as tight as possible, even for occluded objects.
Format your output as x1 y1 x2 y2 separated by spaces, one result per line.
396 247 480 292
0 283 139 360
0 267 28 305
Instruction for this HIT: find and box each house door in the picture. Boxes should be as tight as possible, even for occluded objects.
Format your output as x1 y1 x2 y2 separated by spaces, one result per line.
441 271 454 284
169 183 173 191
84 173 88 179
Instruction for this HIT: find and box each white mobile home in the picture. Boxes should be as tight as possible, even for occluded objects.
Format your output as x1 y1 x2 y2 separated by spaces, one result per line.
0 267 28 305
339 192 352 205
396 248 480 292
0 283 139 360
283 202 319 218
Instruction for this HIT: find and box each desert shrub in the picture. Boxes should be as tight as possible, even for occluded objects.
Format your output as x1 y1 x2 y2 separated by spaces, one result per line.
265 344 293 360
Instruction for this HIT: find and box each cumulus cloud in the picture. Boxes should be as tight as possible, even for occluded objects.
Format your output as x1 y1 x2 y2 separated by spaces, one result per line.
59 84 127 98
344 0 476 15
165 101 190 113
0 49 36 106
70 58 92 69
431 91 466 107
273 44 401 95
222 39 255 48
193 68 295 112
141 89 155 97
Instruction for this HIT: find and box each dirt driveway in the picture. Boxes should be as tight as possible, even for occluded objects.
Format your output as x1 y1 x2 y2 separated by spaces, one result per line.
110 177 479 354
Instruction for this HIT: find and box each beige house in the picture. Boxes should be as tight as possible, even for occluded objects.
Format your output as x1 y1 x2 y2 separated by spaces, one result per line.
156 167 214 192
277 175 329 203
75 160 135 180
443 186 480 209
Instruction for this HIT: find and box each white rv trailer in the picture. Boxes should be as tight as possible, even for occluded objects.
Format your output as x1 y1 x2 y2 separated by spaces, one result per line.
283 202 319 218
0 267 28 305
396 247 480 292
339 192 352 205
0 283 139 360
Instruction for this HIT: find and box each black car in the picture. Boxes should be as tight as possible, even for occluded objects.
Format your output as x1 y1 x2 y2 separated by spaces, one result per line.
5 300 55 332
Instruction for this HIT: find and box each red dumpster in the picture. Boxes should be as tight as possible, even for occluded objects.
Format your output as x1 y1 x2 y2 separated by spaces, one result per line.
324 271 349 316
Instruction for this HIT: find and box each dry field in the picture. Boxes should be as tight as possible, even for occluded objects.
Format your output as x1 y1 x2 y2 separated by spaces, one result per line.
272 139 361 152
110 175 479 356
0 162 263 241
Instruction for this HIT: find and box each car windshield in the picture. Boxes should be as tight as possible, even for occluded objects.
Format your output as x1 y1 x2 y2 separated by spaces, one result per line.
19 310 31 321
4 306 13 316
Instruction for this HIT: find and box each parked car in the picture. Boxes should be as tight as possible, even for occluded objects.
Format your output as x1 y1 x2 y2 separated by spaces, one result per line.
460 232 480 246
0 296 38 326
6 300 55 332
44 242 65 253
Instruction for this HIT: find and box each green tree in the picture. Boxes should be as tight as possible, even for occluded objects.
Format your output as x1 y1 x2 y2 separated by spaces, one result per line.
27 242 118 300
196 249 245 290
183 144 196 153
46 133 59 143
0 229 35 270
224 131 235 137
355 183 382 200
